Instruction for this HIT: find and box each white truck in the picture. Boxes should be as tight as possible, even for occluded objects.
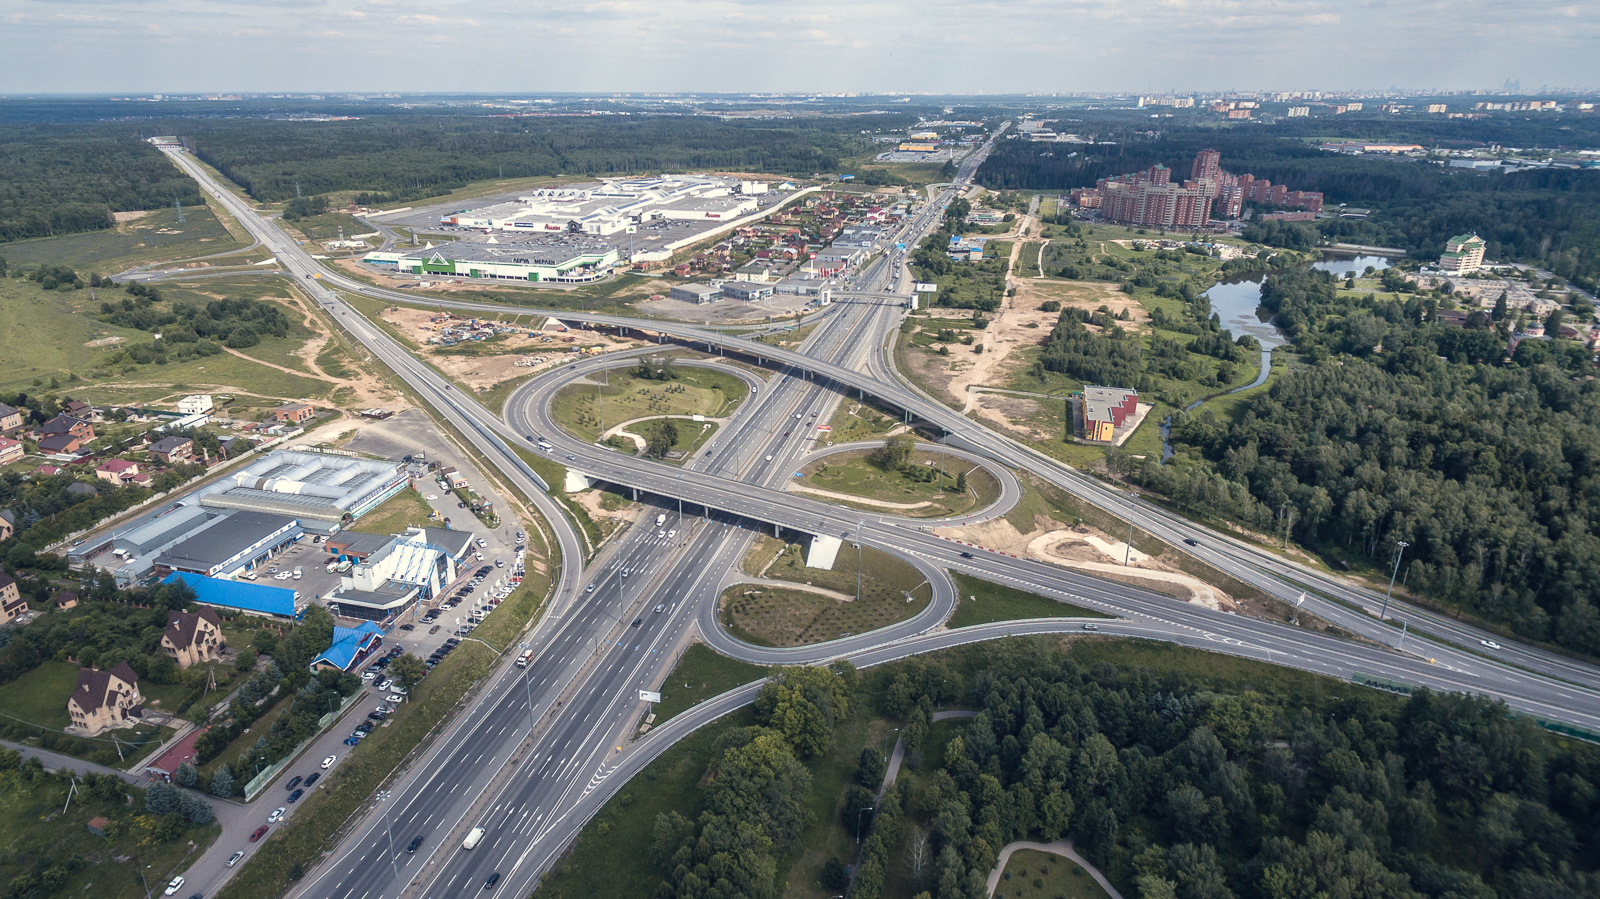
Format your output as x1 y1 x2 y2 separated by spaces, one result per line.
655 514 667 528
462 827 485 850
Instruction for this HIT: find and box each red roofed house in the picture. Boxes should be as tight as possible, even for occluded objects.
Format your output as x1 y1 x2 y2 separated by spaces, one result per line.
0 573 27 625
0 436 21 465
96 459 142 486
161 608 225 668
40 415 94 441
67 662 143 736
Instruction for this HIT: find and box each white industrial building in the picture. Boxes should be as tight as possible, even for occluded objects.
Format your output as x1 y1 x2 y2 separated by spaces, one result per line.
328 527 475 621
367 240 619 284
439 175 764 237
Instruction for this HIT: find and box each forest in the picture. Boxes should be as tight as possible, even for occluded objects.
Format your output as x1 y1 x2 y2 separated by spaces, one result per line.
976 128 1600 291
183 115 898 203
631 642 1600 899
0 124 202 243
1141 268 1600 653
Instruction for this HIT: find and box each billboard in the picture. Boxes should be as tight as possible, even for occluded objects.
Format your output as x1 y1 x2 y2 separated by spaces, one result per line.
915 282 939 293
639 690 662 703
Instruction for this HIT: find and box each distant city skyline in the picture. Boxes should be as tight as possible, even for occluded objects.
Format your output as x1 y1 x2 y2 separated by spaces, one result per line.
0 0 1596 96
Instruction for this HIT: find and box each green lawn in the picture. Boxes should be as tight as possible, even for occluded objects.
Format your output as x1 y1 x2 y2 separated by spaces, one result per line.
650 643 769 724
995 848 1113 899
0 660 79 731
764 544 931 607
799 447 1001 517
0 278 147 393
722 582 932 647
821 396 902 444
0 203 247 273
356 487 436 536
551 365 749 443
0 766 219 899
285 212 373 244
946 573 1112 628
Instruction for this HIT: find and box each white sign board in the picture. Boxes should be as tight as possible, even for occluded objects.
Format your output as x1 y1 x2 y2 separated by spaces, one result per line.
915 282 939 293
638 690 662 704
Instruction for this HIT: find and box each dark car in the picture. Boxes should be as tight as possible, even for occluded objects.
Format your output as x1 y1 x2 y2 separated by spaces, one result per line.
344 736 361 746
960 551 973 559
285 775 302 791
399 624 414 631
250 825 269 842
631 618 642 627
407 835 424 853
302 772 319 788
287 788 305 803
484 873 501 890
1183 538 1199 547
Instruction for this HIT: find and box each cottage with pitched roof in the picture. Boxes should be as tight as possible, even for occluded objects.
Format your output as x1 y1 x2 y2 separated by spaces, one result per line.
161 608 225 668
0 573 27 625
67 662 143 736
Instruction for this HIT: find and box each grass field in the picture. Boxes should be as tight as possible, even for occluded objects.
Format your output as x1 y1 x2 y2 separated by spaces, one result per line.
550 365 749 443
0 660 168 767
0 278 147 392
799 447 1001 518
721 581 932 647
994 849 1113 899
650 643 769 724
946 573 1112 628
763 544 932 610
618 415 721 463
0 660 80 731
0 768 219 899
821 396 902 444
356 487 436 536
0 203 248 273
284 212 373 244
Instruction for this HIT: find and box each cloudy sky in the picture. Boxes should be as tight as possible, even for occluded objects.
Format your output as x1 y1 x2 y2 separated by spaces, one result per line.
1 0 1595 95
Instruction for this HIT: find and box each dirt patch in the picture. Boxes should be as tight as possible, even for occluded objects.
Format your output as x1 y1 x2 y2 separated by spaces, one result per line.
571 489 642 527
83 336 126 347
376 305 642 393
1010 278 1148 329
113 210 152 225
936 518 1235 612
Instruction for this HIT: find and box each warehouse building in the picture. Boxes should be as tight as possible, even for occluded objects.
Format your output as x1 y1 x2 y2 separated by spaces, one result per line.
153 511 303 579
327 527 472 622
669 283 722 304
440 175 767 236
377 240 619 284
162 572 303 619
721 281 775 301
193 450 407 534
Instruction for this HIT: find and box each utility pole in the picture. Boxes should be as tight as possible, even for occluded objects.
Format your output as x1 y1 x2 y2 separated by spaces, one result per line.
1397 619 1409 652
1380 540 1409 622
855 520 864 603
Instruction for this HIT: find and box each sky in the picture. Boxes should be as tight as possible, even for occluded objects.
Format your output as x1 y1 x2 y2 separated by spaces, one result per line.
1 0 1596 95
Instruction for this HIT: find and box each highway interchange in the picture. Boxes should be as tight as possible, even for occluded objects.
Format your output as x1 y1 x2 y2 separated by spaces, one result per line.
148 130 1600 899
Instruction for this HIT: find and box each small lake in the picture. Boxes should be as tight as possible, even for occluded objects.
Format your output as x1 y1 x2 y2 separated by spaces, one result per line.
1202 253 1394 350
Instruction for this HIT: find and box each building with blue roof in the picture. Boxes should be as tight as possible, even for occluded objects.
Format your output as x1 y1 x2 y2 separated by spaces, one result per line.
311 622 385 673
161 572 301 619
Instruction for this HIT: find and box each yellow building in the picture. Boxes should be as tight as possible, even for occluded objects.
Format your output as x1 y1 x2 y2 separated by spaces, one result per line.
1440 234 1485 274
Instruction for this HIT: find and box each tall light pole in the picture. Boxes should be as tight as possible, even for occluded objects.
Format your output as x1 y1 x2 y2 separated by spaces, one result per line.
377 790 397 878
1380 540 1409 622
854 520 864 604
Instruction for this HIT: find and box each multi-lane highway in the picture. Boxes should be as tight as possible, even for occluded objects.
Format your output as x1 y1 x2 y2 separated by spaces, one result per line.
145 126 1600 899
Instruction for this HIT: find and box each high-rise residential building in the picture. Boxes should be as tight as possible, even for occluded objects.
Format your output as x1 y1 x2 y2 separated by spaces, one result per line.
1096 150 1322 228
1191 149 1221 184
1440 234 1486 273
1287 106 1310 117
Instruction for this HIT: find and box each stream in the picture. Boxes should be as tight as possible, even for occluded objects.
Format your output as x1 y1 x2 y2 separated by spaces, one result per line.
1159 253 1393 462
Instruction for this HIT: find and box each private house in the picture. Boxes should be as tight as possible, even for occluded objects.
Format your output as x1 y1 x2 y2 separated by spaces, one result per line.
41 415 94 442
0 572 27 625
67 662 143 736
37 433 86 455
274 403 316 424
0 510 13 542
53 591 79 610
161 608 225 668
0 436 21 465
62 400 94 420
96 459 142 486
0 403 24 436
148 436 195 464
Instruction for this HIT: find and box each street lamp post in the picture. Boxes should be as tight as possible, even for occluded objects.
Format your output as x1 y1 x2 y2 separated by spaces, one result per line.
854 520 864 604
1380 540 1409 622
377 790 397 878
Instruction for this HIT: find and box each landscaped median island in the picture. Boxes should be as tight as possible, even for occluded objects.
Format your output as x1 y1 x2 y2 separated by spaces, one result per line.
946 572 1112 628
722 538 933 647
549 356 752 449
793 437 1002 518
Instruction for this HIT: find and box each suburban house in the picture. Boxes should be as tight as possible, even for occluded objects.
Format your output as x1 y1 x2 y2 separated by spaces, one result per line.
62 400 95 420
37 433 86 455
0 572 28 625
95 459 143 486
161 608 225 668
0 403 24 436
149 436 195 464
274 402 316 424
67 662 143 736
53 591 79 610
0 510 13 542
41 415 94 442
0 436 21 465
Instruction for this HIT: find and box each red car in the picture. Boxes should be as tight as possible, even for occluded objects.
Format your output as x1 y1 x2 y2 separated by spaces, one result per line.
250 825 269 842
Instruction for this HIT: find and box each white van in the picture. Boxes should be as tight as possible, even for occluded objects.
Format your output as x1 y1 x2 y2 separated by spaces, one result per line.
462 827 486 850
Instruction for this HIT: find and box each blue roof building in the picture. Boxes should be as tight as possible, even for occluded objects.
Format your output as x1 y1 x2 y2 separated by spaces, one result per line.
162 572 300 618
311 622 385 673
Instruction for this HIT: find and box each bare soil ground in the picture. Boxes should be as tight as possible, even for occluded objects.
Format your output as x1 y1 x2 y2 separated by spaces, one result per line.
377 305 641 393
936 515 1237 611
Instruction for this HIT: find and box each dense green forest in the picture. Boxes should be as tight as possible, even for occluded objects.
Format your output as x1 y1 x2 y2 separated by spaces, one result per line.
631 644 1600 899
976 129 1600 291
1141 269 1600 653
184 115 901 203
0 125 202 242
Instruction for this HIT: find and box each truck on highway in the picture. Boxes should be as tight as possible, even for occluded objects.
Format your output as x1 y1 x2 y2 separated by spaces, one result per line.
656 513 667 528
462 827 486 850
516 649 534 668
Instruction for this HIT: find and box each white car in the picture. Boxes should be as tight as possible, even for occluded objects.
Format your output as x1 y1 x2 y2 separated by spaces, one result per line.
362 670 377 680
1480 639 1502 651
321 755 337 769
426 494 438 500
375 679 391 691
268 807 286 822
387 693 406 703
163 876 185 896
227 851 245 868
